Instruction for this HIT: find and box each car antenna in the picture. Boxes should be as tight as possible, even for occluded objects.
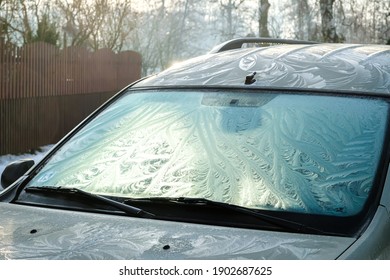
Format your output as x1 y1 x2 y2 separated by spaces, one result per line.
245 72 257 85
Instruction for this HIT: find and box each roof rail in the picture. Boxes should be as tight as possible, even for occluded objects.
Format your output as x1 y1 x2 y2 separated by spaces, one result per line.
210 37 318 53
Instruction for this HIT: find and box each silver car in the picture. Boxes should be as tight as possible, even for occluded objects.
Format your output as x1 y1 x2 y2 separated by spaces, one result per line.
1 38 390 259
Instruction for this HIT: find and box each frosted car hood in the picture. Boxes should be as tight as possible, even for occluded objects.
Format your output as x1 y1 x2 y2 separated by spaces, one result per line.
0 203 355 260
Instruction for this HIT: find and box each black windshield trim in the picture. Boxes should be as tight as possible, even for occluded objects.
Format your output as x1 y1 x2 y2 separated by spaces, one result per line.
129 85 390 99
123 196 373 237
124 196 328 235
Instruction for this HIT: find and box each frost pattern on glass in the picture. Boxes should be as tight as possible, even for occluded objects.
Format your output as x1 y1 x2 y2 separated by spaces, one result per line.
28 91 388 216
136 44 390 94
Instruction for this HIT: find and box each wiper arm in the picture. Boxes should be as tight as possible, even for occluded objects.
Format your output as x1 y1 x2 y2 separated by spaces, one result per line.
25 186 155 218
125 196 324 234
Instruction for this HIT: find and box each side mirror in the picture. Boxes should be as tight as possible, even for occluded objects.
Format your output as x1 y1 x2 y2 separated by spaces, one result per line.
1 159 35 189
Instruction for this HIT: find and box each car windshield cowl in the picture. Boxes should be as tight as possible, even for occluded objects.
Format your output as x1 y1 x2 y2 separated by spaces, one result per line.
22 186 328 235
124 196 327 234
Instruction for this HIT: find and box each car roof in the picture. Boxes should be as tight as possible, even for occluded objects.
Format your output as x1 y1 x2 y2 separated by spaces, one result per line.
134 40 390 94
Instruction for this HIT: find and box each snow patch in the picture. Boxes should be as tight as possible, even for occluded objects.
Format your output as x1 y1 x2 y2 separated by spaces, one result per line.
0 145 54 177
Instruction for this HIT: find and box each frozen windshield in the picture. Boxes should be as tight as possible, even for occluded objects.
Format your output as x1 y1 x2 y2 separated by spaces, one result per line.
27 90 388 217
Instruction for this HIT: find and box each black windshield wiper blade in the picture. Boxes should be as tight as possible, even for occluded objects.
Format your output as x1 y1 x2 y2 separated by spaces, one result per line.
25 186 155 218
125 196 325 234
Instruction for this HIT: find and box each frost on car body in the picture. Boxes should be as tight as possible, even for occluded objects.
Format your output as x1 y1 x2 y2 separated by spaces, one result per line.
1 40 390 260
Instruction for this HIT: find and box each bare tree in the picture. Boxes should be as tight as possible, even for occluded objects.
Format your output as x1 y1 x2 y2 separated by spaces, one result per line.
219 0 246 40
295 0 310 40
129 0 203 75
0 0 59 45
0 0 35 44
0 0 9 43
366 0 389 44
330 0 388 44
258 0 270 37
54 0 136 51
55 0 106 48
319 0 341 42
90 0 136 52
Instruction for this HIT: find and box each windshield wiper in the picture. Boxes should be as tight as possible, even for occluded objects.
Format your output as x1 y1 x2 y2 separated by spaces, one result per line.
24 186 155 218
125 197 325 234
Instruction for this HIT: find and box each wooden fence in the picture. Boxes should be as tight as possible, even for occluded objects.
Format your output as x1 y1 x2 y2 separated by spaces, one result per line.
0 42 142 155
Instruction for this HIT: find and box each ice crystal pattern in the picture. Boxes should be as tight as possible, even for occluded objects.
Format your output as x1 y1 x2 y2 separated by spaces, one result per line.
31 91 387 216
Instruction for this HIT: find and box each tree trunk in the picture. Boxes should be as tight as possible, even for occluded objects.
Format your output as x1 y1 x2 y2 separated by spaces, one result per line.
258 0 270 37
297 0 310 40
319 0 340 42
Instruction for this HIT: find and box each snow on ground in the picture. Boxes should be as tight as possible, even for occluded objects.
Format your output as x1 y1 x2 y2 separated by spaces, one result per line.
0 145 54 177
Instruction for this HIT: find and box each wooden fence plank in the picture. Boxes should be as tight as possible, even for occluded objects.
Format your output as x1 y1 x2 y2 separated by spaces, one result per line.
0 42 141 155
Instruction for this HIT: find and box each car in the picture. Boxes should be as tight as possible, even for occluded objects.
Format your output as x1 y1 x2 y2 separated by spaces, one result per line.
1 38 390 260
